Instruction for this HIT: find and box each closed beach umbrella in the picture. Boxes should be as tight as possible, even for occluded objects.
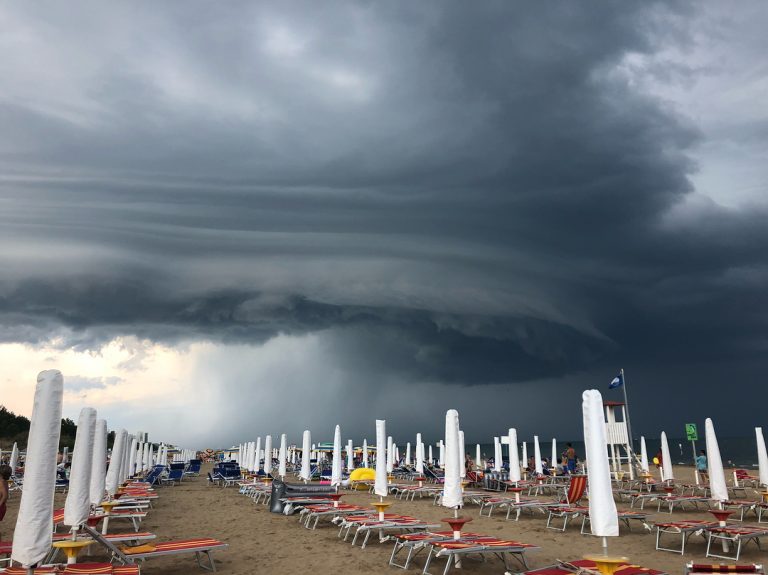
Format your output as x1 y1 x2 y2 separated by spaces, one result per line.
106 429 127 497
756 427 768 487
459 430 466 479
374 420 387 498
11 370 64 568
300 430 311 481
660 432 674 482
493 437 502 472
416 433 424 474
254 437 262 473
706 418 728 503
386 436 394 473
347 439 354 471
551 438 557 471
90 419 107 507
522 442 528 468
508 428 521 483
475 444 481 469
127 436 137 478
405 442 411 466
62 446 69 466
64 407 97 532
439 440 445 468
9 442 19 473
534 435 543 475
362 439 368 468
331 425 342 487
279 434 287 478
142 442 150 473
640 436 649 473
428 445 433 466
264 435 273 476
442 409 462 510
583 389 619 543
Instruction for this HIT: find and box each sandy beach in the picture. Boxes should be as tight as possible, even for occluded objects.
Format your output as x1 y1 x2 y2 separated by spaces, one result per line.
3 463 763 574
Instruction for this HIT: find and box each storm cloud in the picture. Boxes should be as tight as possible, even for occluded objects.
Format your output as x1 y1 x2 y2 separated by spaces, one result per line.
1 1 767 444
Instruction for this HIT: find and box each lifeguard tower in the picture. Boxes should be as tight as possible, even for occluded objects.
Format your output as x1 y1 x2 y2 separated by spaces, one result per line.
603 400 634 480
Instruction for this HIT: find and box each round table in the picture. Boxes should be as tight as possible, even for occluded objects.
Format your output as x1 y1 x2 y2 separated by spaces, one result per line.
442 516 472 540
52 539 93 564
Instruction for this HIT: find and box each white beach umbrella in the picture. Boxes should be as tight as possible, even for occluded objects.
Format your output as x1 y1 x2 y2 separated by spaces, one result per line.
551 438 557 471
127 436 137 478
11 370 64 568
583 389 619 544
386 436 394 473
62 446 69 466
534 435 543 475
148 445 154 470
706 418 728 503
660 432 674 482
9 442 19 473
475 444 481 469
264 435 273 476
405 442 411 466
493 437 502 472
428 445 433 465
362 439 368 468
89 419 107 507
438 440 445 468
522 442 528 468
106 429 127 497
416 433 424 474
346 439 354 471
300 430 311 481
756 427 768 487
279 434 287 478
142 442 150 473
255 437 262 473
640 436 649 473
459 430 466 479
508 428 521 483
64 407 96 533
442 409 462 510
331 425 342 487
375 420 387 498
394 444 400 465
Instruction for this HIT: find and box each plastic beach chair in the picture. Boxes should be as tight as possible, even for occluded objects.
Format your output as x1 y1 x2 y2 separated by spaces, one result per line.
83 525 228 572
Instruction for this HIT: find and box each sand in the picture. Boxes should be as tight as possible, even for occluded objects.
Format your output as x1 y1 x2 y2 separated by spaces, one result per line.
1 464 764 574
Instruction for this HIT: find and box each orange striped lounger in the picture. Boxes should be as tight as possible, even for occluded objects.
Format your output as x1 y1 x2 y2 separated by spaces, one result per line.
1 563 140 574
421 534 540 574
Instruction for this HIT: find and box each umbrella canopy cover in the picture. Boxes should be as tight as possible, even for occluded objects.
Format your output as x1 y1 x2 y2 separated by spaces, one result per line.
705 418 728 502
12 370 64 567
64 407 96 528
331 426 342 487
640 436 649 473
374 420 387 497
300 431 311 481
661 432 674 481
442 409 462 509
757 427 768 487
508 428 521 483
583 389 619 537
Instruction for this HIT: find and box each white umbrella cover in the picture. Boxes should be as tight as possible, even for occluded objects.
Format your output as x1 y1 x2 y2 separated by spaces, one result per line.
254 437 262 473
493 437 502 472
459 430 466 479
9 442 19 473
347 439 354 470
757 427 768 487
428 444 433 465
508 428 521 483
551 438 557 471
264 435 273 476
279 434 287 478
386 436 394 473
522 442 528 468
416 433 424 474
362 439 368 468
374 420 387 497
331 425 342 487
127 437 137 478
442 409 462 509
11 370 64 567
640 436 649 473
660 432 674 481
300 431 311 481
475 444 481 469
582 389 619 538
64 407 97 529
89 419 107 507
534 435 543 475
705 418 728 502
438 440 445 467
405 442 411 466
105 429 126 496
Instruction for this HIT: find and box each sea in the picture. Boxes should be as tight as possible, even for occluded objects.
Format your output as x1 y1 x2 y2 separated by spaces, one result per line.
472 436 762 468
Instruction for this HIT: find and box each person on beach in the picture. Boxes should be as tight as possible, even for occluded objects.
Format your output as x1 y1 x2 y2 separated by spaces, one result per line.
654 450 663 470
696 449 708 481
565 443 577 474
0 464 11 540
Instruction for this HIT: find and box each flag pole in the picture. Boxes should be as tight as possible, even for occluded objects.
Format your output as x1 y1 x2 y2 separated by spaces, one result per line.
620 368 635 456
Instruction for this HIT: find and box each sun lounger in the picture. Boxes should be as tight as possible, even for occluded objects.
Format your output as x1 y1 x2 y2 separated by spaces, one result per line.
349 516 441 549
705 524 768 561
83 525 228 572
653 494 712 513
654 519 717 554
579 510 651 534
388 531 488 570
685 562 765 575
421 534 540 574
299 503 370 529
522 558 667 575
1 564 140 574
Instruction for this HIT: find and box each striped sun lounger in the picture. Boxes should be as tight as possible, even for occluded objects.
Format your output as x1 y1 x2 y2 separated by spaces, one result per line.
1 564 140 574
421 534 540 574
706 524 768 561
654 519 717 554
523 558 667 575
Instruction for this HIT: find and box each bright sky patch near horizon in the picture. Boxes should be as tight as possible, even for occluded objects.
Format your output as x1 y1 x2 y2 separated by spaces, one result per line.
1 1 767 447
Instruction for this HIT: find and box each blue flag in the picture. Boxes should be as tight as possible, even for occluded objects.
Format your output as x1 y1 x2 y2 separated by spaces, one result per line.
609 372 623 389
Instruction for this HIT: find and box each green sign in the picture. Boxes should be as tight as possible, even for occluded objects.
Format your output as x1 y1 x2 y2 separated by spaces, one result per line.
685 423 698 441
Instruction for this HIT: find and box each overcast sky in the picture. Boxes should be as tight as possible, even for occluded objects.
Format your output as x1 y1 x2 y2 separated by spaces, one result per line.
1 1 766 449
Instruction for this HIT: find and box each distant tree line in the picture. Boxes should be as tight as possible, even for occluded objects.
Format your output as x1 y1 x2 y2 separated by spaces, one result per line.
0 405 116 450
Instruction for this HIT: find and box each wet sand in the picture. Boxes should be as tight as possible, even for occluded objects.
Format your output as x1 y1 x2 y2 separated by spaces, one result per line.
2 464 764 574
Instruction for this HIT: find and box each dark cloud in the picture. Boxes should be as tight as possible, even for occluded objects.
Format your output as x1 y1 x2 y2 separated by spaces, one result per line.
1 1 767 441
